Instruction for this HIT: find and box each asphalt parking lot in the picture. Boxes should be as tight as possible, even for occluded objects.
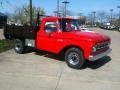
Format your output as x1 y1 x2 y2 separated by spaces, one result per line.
0 28 120 90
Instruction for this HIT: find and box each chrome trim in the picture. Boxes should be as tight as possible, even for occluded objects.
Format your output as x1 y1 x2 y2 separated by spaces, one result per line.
96 42 110 50
89 48 112 61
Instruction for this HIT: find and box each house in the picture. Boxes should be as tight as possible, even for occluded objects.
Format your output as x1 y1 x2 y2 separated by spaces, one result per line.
0 12 7 28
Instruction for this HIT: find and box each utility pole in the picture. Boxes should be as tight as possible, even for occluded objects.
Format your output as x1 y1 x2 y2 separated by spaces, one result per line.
30 0 32 26
92 11 96 26
110 9 113 24
57 0 60 16
117 6 120 20
53 11 57 16
62 0 69 17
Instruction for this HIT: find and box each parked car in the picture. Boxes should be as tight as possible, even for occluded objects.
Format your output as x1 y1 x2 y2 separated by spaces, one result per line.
115 26 120 32
100 25 116 30
80 25 94 32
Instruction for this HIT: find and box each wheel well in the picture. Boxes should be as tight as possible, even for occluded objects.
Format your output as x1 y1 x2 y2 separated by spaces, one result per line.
15 38 25 45
59 45 84 57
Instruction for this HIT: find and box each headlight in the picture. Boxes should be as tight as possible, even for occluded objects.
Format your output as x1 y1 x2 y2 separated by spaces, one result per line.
92 46 97 53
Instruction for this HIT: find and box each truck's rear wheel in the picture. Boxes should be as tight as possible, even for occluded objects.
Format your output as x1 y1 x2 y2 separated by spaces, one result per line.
65 47 84 69
14 39 25 54
118 28 120 32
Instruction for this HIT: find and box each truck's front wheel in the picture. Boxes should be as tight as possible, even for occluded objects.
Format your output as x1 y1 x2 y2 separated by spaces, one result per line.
65 48 84 69
14 39 25 54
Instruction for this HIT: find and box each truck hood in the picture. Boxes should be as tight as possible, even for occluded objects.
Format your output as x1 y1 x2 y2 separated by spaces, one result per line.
62 31 110 43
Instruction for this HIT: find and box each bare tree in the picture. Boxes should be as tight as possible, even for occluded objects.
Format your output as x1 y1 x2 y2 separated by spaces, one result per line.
86 13 93 25
105 12 116 23
92 11 96 26
97 11 106 24
78 16 86 25
117 6 120 20
13 5 45 25
110 9 113 24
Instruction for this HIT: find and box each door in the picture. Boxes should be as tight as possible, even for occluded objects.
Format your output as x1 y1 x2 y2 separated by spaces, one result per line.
37 20 62 53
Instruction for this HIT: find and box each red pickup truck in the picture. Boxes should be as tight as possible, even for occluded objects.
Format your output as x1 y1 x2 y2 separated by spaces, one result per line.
4 16 111 69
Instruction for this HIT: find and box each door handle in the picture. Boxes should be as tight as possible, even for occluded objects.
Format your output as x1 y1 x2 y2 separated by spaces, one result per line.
48 33 53 38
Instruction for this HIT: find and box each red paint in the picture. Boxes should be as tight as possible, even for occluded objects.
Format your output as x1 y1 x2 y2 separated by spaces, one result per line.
36 17 110 60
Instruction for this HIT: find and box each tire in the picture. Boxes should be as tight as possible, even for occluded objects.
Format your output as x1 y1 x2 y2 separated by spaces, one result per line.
65 47 84 69
118 28 120 32
14 39 25 54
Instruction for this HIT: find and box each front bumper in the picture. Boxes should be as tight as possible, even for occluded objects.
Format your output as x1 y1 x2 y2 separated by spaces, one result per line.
89 48 112 61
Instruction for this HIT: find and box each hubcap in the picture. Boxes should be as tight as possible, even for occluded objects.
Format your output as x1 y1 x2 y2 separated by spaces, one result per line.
68 52 79 65
15 41 21 51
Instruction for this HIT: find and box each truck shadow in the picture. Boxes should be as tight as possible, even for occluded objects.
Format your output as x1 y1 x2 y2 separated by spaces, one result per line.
35 50 65 62
81 56 111 69
34 50 111 69
23 48 64 61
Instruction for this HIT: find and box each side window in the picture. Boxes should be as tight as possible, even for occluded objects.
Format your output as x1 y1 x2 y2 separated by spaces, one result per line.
45 22 57 33
65 22 78 31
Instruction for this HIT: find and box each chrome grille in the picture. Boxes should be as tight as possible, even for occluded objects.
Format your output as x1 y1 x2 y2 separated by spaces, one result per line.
96 41 110 51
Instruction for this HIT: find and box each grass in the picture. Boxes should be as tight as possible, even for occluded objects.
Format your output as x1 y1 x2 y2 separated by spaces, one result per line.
0 39 14 53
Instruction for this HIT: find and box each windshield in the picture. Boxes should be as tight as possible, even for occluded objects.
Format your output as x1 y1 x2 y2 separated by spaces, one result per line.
59 19 80 32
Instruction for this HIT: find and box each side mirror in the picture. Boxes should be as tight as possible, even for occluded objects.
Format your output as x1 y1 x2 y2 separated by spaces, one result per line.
45 29 52 37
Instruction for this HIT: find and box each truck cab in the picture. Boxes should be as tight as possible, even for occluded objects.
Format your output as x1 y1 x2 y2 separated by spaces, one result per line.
4 16 111 69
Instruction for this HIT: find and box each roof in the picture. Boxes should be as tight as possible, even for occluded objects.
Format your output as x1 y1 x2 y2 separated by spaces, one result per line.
42 16 75 21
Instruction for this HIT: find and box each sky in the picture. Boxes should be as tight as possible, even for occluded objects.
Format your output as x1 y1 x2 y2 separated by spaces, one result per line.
0 0 120 16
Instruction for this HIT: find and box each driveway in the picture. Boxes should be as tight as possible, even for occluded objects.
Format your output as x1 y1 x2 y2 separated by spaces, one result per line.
0 28 120 90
